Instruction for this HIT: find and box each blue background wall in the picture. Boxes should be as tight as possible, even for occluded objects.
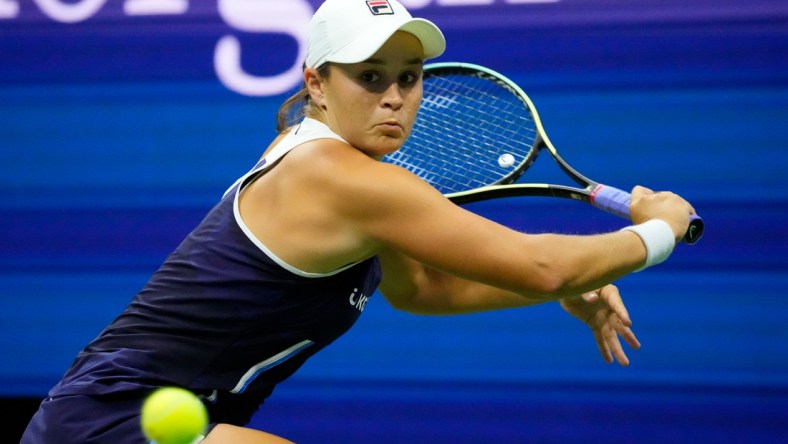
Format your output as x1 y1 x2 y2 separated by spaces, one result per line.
1 0 787 442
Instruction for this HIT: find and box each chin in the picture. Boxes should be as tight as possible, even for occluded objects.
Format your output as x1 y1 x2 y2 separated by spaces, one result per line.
356 138 401 159
381 136 407 152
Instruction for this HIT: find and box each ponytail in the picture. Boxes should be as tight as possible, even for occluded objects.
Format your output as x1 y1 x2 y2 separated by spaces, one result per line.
276 64 331 133
276 87 310 133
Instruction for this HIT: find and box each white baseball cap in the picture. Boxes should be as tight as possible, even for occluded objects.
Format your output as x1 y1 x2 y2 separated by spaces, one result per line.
305 0 446 69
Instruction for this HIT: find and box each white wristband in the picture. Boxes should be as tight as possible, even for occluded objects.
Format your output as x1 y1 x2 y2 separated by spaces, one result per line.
620 219 676 271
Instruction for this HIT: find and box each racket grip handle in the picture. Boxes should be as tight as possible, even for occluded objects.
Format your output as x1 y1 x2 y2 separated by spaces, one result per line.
590 185 704 245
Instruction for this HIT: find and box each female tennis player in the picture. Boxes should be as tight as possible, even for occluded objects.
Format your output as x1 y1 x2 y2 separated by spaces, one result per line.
21 0 696 443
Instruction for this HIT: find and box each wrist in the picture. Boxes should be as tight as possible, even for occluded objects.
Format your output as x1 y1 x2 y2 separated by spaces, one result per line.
620 219 675 272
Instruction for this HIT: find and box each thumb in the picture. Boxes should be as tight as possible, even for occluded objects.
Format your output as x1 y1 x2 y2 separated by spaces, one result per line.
581 291 599 303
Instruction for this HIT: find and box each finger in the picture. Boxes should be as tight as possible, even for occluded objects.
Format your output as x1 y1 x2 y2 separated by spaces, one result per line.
617 325 641 350
599 285 632 327
581 291 599 303
592 328 613 364
602 318 630 367
612 344 630 367
631 185 654 198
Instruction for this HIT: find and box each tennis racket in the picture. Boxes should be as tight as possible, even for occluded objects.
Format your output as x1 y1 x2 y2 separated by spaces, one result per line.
384 62 704 244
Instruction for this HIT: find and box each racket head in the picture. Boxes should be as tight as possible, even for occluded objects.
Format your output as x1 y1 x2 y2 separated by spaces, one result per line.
383 62 543 195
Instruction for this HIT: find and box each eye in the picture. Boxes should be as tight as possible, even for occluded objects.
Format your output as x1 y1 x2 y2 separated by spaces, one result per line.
359 71 380 84
399 72 419 86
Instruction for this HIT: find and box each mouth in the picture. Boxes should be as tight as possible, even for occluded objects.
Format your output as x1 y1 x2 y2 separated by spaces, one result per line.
378 120 402 129
376 121 404 136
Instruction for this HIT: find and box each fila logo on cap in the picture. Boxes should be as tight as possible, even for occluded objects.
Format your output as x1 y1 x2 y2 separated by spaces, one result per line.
366 0 394 15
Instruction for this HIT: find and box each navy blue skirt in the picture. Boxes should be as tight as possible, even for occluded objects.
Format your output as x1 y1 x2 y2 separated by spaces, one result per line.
20 391 210 444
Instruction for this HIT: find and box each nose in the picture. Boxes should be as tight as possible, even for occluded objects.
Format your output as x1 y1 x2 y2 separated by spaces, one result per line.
381 82 404 110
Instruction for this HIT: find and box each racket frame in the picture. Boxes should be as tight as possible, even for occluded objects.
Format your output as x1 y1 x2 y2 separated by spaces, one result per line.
398 62 704 244
421 62 601 205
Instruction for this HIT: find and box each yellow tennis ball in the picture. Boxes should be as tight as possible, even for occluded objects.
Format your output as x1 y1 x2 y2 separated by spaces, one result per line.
140 387 208 444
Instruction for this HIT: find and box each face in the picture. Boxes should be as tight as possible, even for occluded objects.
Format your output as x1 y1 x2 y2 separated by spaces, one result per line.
308 31 425 158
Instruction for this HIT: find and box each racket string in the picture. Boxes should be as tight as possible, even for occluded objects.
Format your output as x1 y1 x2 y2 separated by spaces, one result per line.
385 73 538 194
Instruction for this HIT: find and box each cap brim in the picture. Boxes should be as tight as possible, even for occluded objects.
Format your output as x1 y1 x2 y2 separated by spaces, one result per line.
400 19 446 59
325 18 445 65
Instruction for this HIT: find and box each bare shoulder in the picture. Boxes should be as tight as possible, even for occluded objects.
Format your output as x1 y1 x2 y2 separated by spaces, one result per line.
285 138 389 176
283 138 439 208
294 140 493 247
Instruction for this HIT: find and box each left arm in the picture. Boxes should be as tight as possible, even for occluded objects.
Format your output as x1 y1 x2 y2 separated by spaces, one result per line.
379 250 639 366
377 248 546 314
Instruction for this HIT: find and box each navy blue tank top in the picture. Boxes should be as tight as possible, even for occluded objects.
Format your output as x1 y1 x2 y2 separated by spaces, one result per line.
50 119 382 425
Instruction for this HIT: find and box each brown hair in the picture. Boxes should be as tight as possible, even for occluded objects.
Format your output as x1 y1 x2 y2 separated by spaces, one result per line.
276 64 331 133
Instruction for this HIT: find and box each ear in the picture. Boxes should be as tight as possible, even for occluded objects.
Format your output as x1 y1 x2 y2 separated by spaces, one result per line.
304 67 325 107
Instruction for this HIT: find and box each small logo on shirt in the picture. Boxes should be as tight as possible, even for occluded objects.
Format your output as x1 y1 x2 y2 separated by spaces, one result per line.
349 288 369 312
366 0 393 15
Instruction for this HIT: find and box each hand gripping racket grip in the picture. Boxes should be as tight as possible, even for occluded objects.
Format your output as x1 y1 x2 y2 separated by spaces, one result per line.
590 185 704 245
